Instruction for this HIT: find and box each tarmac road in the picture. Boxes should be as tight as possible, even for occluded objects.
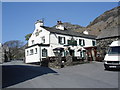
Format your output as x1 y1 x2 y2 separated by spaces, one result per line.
2 60 119 88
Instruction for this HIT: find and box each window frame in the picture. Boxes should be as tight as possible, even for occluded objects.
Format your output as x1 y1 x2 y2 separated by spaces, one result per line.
92 40 96 46
42 48 48 57
58 36 66 44
30 49 34 55
32 40 34 45
79 39 85 46
27 50 29 56
42 36 45 43
35 48 37 54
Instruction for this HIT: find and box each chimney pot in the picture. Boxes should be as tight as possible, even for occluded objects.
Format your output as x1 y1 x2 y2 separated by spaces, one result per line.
56 20 64 30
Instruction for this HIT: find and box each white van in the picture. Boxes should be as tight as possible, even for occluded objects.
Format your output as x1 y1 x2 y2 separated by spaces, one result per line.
104 40 120 70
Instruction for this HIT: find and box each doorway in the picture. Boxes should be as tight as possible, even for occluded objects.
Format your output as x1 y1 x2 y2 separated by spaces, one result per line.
69 50 74 57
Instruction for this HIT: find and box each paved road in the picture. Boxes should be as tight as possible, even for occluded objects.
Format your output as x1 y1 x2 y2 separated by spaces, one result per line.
2 60 119 88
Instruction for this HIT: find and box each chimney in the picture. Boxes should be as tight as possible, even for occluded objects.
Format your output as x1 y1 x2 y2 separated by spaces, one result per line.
57 21 62 25
35 20 44 29
83 30 89 35
56 21 65 30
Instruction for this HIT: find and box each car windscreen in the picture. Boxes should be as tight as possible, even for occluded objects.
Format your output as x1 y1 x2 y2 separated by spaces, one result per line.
108 46 120 54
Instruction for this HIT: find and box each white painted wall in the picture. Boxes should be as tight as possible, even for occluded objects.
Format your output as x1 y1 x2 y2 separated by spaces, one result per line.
28 27 50 46
50 33 95 47
25 45 40 63
25 46 52 63
49 33 96 58
25 22 96 63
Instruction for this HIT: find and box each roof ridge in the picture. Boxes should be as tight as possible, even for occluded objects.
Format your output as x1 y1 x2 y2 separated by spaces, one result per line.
41 26 97 39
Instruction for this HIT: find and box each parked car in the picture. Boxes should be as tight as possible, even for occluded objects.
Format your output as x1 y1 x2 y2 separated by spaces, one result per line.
104 40 120 70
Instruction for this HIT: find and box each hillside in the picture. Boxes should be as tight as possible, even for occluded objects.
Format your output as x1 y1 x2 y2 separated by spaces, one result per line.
86 6 120 36
53 22 86 33
56 6 119 36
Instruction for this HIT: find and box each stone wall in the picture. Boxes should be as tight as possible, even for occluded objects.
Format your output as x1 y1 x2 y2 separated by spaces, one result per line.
96 37 120 58
0 46 5 63
48 55 73 68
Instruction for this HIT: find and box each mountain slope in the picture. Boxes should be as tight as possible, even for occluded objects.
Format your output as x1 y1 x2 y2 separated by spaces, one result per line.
86 6 120 36
53 22 86 33
54 6 119 36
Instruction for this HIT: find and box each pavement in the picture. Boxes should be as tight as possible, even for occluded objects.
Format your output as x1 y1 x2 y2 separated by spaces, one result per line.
2 60 119 88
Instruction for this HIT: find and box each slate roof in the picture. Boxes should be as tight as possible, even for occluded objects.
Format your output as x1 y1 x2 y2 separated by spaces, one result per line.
26 44 50 49
41 26 97 39
96 26 120 39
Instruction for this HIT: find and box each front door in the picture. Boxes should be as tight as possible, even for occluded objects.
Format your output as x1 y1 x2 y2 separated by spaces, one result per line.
69 50 74 57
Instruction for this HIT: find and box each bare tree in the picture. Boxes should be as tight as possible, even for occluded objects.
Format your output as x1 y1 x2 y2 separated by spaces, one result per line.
3 40 24 60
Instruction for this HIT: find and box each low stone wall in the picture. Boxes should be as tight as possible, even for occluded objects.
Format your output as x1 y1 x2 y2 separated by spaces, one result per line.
49 57 62 69
96 37 119 58
41 56 87 69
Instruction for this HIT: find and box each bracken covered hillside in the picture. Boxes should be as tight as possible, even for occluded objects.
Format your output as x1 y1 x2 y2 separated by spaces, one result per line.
86 6 120 36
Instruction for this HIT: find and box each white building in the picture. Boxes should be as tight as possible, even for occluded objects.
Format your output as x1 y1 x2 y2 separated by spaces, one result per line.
25 20 96 63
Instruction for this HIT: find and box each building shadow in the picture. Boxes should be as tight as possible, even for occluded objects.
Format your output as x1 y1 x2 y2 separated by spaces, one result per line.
2 65 57 88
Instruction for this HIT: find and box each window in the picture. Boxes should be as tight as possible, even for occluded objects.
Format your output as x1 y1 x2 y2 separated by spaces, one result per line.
30 49 34 55
83 40 85 46
35 48 37 54
68 40 70 45
42 36 45 43
58 36 65 44
35 29 42 37
32 40 34 45
79 39 82 45
108 46 120 54
27 50 29 56
58 36 62 44
74 41 77 46
64 51 69 56
42 48 48 57
79 39 85 46
92 41 96 46
80 50 86 59
80 51 82 57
